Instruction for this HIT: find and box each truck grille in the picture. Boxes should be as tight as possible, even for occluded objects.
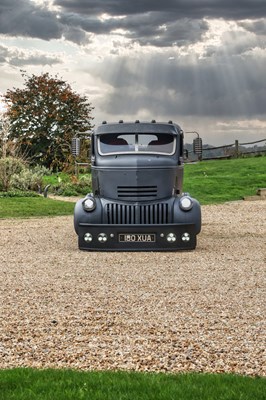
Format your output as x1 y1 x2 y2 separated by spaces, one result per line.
105 203 169 224
117 186 157 199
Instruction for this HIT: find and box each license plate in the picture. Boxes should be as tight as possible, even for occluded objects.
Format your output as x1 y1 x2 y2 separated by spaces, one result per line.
119 233 156 243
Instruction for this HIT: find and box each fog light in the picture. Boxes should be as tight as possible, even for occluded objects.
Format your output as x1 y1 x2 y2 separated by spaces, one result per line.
98 233 108 243
180 196 193 211
84 233 93 242
181 232 190 242
166 233 177 242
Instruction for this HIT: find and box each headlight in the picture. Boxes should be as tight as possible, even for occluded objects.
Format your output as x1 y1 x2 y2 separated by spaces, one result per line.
179 196 193 211
83 197 96 212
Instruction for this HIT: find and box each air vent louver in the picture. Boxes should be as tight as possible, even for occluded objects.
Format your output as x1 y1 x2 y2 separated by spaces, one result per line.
117 186 157 199
106 203 169 224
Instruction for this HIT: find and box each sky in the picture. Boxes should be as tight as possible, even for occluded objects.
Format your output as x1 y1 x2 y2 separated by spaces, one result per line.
0 0 266 145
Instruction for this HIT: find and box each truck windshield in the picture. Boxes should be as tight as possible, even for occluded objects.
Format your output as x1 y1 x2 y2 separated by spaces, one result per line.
98 133 176 155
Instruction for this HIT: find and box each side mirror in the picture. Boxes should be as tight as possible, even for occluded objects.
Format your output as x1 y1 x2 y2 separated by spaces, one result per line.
193 137 203 159
183 149 189 160
71 137 81 157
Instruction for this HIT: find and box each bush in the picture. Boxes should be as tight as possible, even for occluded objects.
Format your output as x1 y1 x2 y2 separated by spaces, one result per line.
10 165 51 192
0 157 25 191
50 174 92 196
0 190 39 198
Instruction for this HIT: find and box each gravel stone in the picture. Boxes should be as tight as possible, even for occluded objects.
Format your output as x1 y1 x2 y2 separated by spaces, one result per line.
0 201 265 375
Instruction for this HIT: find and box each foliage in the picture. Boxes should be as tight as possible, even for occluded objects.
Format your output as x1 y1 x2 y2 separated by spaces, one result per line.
11 165 51 192
0 190 39 198
0 156 25 191
0 369 265 400
45 173 92 196
184 156 266 204
4 72 94 170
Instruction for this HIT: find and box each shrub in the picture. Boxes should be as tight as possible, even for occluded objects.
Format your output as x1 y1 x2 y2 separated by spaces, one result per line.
0 157 25 191
10 165 51 192
50 175 92 196
0 190 39 198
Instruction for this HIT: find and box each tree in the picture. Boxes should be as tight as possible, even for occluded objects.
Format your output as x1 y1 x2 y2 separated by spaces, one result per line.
4 72 94 170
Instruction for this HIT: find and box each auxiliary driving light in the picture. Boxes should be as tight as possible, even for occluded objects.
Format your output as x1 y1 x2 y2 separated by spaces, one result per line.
98 233 108 243
179 196 193 211
181 232 190 242
84 233 93 242
166 233 177 242
83 197 96 212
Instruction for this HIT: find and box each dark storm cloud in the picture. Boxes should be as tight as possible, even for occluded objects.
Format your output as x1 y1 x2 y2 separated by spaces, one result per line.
54 0 266 46
55 0 266 20
59 11 209 47
0 0 63 40
119 15 209 47
1 0 265 47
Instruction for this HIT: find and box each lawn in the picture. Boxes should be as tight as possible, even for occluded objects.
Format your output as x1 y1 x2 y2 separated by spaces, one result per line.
0 369 265 400
184 156 266 204
0 196 74 219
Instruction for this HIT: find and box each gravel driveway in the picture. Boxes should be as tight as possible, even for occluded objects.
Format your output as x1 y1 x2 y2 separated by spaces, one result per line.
0 200 265 376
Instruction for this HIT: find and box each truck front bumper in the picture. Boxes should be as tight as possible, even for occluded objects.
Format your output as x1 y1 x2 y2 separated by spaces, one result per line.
77 223 197 251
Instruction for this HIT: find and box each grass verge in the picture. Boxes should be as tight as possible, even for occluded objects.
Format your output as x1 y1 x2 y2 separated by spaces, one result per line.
0 369 265 400
0 197 74 219
184 156 266 204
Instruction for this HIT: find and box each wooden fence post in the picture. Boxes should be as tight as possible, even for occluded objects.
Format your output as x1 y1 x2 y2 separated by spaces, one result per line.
234 140 239 158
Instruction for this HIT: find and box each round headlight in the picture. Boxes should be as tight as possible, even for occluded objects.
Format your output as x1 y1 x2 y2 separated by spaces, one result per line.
83 197 96 212
180 196 193 211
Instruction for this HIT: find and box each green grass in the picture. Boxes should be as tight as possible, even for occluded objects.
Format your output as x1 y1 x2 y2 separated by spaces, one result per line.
0 369 265 400
184 156 266 204
0 197 74 219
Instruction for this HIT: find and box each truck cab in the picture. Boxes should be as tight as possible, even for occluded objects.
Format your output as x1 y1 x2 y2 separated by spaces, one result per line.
74 120 201 251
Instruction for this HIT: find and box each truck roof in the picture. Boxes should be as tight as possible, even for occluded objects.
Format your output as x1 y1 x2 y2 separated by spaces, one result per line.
94 121 182 136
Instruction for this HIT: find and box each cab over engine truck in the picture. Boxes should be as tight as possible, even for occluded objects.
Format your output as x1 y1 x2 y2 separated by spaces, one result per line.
74 120 201 251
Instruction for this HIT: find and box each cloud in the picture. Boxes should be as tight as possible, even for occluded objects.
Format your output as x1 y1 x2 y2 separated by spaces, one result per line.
2 1 266 48
1 0 266 145
0 43 62 67
0 0 63 40
240 18 266 36
55 0 266 20
91 49 266 120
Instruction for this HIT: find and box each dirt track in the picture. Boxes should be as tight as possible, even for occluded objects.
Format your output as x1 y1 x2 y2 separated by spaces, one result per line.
0 200 265 375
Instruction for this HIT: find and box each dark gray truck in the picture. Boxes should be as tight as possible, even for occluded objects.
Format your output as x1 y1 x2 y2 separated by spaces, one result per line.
74 120 201 251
